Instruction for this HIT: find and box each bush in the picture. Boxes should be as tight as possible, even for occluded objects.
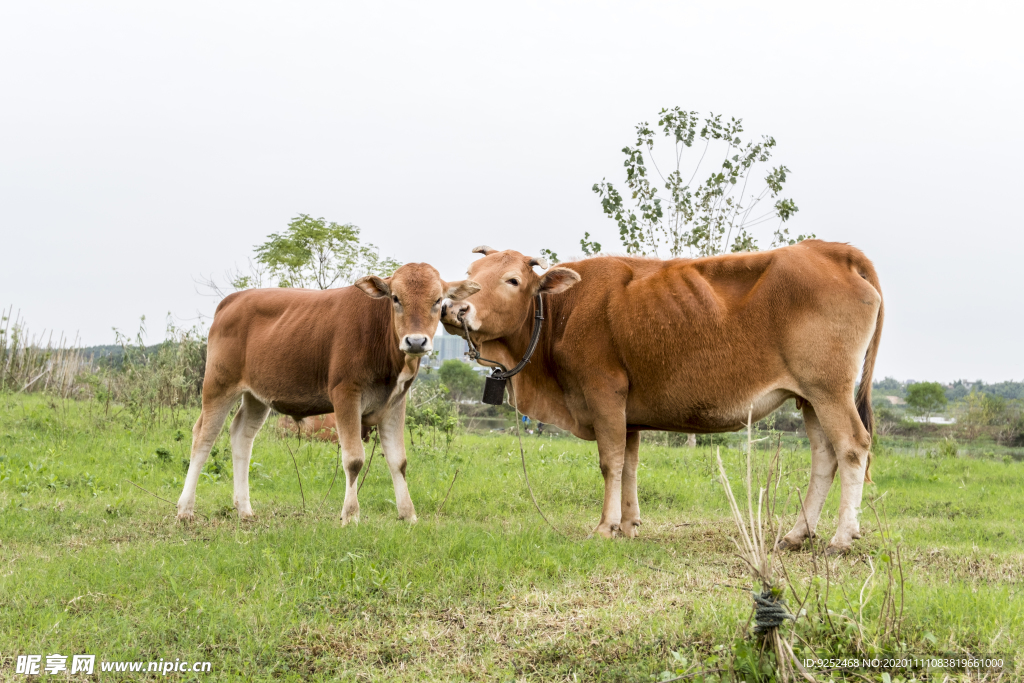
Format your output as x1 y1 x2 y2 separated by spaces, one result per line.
106 316 207 424
955 391 1023 443
438 360 483 402
906 381 947 420
405 382 459 451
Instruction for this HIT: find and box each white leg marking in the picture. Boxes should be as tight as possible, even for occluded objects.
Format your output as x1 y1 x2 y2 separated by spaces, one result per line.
378 398 417 523
177 395 238 520
782 403 838 548
229 392 270 519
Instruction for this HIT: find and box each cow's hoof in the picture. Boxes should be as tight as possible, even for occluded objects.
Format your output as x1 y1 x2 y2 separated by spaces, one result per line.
237 510 255 520
397 503 418 523
341 509 360 526
176 507 195 522
620 520 641 538
594 523 619 539
776 536 803 552
825 542 851 556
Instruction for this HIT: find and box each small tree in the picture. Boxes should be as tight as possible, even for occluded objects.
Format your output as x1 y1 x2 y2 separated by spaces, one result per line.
905 382 948 422
253 214 400 290
439 360 483 402
202 214 401 296
593 108 810 258
543 108 811 264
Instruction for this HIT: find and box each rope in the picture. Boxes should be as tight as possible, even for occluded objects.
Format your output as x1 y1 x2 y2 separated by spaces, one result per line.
506 380 571 539
127 479 209 521
752 589 795 634
434 469 460 518
357 429 379 493
316 441 342 513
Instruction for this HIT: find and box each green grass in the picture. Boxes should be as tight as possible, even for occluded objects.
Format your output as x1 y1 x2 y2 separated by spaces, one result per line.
1 394 1022 681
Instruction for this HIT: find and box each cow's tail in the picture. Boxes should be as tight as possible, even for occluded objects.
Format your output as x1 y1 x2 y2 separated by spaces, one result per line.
854 267 884 484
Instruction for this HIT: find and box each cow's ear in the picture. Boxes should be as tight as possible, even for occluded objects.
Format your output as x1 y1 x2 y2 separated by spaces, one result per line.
445 279 481 301
537 267 580 295
354 275 392 298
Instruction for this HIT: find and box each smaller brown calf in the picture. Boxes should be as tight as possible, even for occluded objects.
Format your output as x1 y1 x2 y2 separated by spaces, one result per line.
277 414 338 443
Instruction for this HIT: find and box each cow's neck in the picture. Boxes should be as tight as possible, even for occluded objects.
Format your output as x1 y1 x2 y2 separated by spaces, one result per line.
478 296 566 425
478 296 536 373
384 314 421 404
388 355 421 405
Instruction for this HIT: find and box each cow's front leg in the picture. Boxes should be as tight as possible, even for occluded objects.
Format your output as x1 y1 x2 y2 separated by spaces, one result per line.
619 431 642 538
331 388 366 525
378 397 417 523
593 421 628 539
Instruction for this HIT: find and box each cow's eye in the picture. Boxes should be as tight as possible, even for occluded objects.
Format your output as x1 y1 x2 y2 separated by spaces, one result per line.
392 295 400 304
508 278 519 287
434 298 442 306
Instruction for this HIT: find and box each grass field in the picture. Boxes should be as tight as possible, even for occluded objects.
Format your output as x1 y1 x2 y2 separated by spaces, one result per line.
1 393 1022 681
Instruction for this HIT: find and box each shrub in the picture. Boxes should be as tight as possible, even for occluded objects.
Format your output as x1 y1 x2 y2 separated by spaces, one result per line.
438 360 483 402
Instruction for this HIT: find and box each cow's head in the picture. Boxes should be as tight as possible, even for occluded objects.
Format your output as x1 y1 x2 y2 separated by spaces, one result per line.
355 263 480 357
440 246 580 342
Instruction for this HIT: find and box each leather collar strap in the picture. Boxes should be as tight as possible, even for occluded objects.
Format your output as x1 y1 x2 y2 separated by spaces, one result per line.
463 294 544 378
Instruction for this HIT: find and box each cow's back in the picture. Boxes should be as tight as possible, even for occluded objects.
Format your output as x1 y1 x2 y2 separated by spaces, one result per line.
549 241 881 431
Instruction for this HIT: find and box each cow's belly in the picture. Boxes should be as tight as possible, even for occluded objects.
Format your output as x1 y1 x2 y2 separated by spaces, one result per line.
245 381 397 423
267 397 336 419
627 387 795 434
243 382 332 419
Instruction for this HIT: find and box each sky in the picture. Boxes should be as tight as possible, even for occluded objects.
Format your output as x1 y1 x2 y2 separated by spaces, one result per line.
1 1 1021 383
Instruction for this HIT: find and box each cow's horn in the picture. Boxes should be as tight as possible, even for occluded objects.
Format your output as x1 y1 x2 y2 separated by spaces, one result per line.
472 245 496 255
528 256 549 270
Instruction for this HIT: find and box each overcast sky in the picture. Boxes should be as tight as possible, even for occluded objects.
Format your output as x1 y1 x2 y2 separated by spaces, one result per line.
1 1 1021 382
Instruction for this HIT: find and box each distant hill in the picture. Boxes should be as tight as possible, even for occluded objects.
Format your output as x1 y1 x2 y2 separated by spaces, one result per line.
77 342 191 368
79 345 128 360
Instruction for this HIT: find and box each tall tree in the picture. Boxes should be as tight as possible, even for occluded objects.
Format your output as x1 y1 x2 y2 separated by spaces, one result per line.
544 108 811 264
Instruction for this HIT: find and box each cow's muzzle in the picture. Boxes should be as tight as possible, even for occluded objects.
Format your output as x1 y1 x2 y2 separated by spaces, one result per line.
401 334 432 356
442 301 472 329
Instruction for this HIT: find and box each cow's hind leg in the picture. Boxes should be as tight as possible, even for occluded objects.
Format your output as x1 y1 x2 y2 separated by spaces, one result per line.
229 392 271 519
378 398 417 523
780 402 838 550
810 399 873 554
177 391 240 520
619 431 641 538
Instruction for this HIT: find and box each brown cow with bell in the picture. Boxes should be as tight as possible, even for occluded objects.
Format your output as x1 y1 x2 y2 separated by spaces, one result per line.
441 240 883 554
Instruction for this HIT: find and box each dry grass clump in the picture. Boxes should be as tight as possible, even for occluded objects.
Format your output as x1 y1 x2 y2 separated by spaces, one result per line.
0 306 90 397
714 407 814 682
